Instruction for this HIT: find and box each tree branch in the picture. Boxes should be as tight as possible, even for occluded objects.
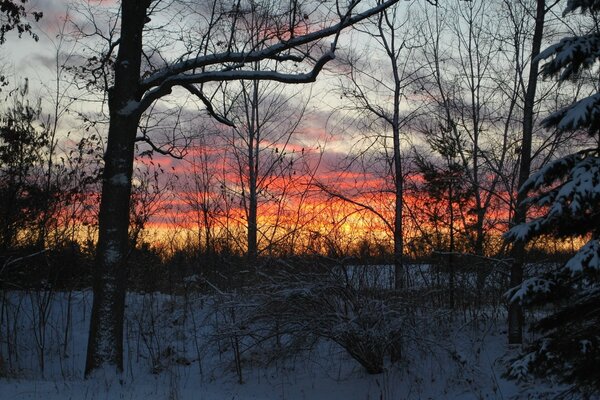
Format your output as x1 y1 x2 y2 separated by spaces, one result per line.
135 135 186 159
315 181 395 234
140 0 405 90
182 84 236 127
138 49 335 114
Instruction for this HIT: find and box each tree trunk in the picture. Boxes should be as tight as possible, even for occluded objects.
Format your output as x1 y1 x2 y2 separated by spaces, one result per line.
393 143 404 290
85 114 138 376
85 0 147 377
392 110 404 289
248 169 258 261
391 29 404 291
246 80 260 262
508 0 545 345
448 177 455 309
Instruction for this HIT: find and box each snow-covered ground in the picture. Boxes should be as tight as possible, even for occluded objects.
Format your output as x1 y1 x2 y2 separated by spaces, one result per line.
0 285 564 399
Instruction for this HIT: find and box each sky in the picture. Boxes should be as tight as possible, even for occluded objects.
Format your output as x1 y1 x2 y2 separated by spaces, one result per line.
0 0 406 247
0 0 534 254
3 0 69 76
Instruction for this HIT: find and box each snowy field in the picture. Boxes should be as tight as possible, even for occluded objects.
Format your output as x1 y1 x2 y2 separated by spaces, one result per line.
0 266 571 399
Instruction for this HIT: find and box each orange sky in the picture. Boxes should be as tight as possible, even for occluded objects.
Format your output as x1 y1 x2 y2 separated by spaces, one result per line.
0 0 519 257
133 143 512 256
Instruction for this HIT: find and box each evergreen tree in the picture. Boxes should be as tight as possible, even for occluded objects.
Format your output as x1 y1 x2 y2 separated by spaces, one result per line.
505 0 600 395
0 84 48 251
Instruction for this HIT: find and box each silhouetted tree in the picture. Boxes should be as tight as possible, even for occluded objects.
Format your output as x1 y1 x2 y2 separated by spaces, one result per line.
506 0 600 395
81 0 417 377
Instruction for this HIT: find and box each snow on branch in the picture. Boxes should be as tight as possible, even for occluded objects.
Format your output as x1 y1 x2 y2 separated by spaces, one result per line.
542 93 600 133
506 277 554 305
506 150 600 241
140 0 401 90
137 0 403 104
565 238 600 275
518 149 599 203
138 49 335 115
537 32 600 81
504 217 546 242
519 152 583 194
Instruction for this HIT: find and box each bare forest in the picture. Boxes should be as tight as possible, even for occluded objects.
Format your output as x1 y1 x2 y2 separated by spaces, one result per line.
1 0 599 398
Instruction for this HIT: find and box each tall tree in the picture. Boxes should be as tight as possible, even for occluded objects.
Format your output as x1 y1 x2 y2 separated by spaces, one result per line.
82 0 414 377
333 3 419 289
416 0 508 259
505 0 600 394
181 137 221 257
507 0 548 346
414 124 473 307
213 2 310 261
225 77 306 261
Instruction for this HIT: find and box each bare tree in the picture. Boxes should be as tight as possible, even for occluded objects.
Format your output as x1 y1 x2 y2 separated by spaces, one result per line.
223 78 308 261
78 0 417 376
506 0 552 346
180 136 221 257
329 4 421 289
416 0 506 258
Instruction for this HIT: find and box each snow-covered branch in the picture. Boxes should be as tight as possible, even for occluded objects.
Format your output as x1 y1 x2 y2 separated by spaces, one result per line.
139 0 403 91
138 49 335 116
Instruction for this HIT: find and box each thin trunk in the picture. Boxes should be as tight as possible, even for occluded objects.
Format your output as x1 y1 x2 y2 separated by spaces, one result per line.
393 108 404 290
38 48 62 249
248 163 257 261
392 50 403 289
466 4 484 258
508 0 545 345
247 80 259 262
203 207 211 256
381 10 404 290
448 177 455 309
85 0 147 376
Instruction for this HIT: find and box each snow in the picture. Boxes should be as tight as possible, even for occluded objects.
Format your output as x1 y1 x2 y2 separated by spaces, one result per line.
116 100 140 117
0 267 571 399
557 93 600 131
565 238 600 274
537 25 600 80
580 340 592 354
505 224 531 242
506 277 553 305
521 153 577 193
506 351 535 381
104 242 120 265
0 257 582 399
109 173 129 187
508 152 600 242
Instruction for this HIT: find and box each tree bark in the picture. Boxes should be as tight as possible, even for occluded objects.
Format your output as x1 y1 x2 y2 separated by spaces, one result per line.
85 0 147 377
380 10 405 291
393 109 404 290
247 138 258 261
247 80 259 262
448 177 455 309
508 0 545 345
